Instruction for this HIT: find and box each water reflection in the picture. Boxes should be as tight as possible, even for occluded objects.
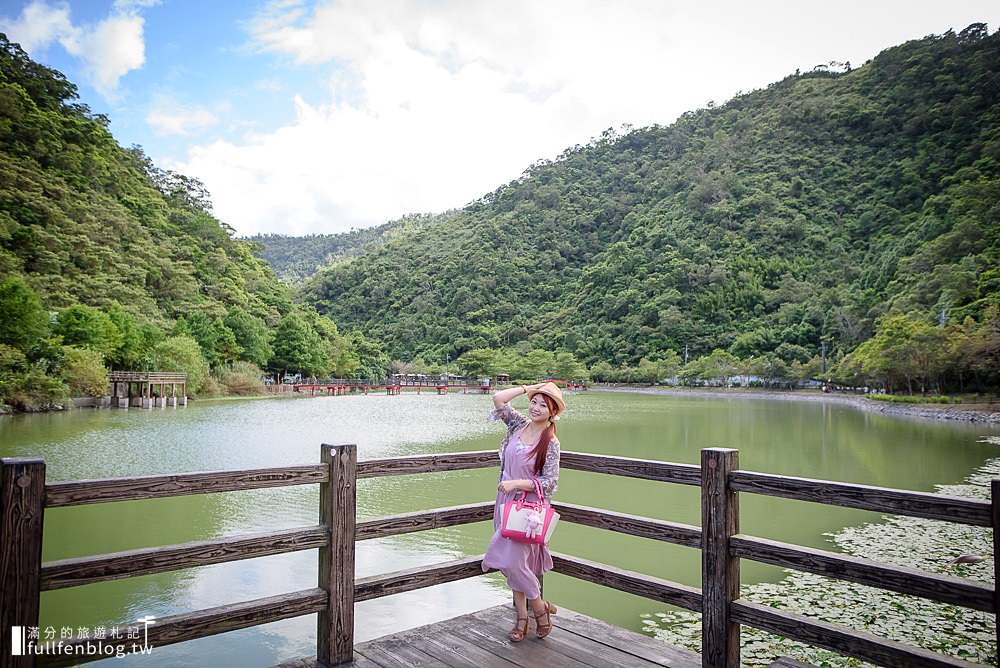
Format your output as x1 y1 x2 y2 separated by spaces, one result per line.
2 391 996 666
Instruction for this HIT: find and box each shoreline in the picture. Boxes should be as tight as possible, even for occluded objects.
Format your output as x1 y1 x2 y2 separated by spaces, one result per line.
590 386 1000 425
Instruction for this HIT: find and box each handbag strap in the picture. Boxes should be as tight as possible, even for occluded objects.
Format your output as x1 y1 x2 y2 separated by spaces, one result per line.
531 477 545 503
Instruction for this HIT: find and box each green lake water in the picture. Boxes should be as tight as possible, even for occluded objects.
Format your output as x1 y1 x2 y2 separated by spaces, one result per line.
1 390 997 667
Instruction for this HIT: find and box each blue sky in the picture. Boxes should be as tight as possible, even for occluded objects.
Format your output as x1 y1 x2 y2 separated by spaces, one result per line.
2 1 999 237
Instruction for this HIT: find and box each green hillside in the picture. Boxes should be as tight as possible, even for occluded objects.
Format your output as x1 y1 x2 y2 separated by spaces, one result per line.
246 213 443 283
301 25 1000 391
0 35 386 409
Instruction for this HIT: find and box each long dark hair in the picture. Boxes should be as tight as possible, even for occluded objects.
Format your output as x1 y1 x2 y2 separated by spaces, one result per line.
529 394 560 475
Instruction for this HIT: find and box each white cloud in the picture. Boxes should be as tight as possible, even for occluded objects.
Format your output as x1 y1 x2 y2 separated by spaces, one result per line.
65 14 146 98
0 0 147 99
146 98 220 136
178 0 1000 237
0 0 74 53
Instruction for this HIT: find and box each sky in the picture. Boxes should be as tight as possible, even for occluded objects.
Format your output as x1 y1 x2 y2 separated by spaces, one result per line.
1 1 998 238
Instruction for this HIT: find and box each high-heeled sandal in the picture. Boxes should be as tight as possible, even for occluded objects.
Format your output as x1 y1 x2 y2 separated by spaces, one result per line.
508 616 529 642
533 600 557 639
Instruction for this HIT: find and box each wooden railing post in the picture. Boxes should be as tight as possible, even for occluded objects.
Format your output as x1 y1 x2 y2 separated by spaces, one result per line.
1 457 46 668
317 444 357 667
992 478 999 657
702 448 740 668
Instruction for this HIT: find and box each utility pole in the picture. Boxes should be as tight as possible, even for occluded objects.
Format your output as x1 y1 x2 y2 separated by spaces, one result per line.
684 345 689 365
821 341 827 374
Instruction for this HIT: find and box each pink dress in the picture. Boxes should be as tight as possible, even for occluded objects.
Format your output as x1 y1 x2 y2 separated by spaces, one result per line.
481 403 560 600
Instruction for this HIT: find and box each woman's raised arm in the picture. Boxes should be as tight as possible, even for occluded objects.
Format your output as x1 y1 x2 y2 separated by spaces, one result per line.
492 382 545 408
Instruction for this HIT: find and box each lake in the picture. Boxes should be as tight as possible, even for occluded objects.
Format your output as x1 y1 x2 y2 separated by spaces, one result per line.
1 390 997 667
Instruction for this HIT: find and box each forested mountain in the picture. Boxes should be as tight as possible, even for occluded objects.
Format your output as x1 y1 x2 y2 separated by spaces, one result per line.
0 35 386 408
301 25 1000 390
246 213 443 283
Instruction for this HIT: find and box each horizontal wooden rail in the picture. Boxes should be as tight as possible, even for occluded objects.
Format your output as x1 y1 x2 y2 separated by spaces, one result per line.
730 471 992 527
551 552 702 612
730 599 983 668
40 526 328 591
730 535 994 613
357 502 493 540
45 465 327 507
561 452 702 485
355 556 486 601
357 451 496 477
553 501 702 549
38 588 328 667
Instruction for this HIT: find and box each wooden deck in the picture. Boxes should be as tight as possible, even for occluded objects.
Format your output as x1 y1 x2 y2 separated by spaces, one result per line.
275 604 701 667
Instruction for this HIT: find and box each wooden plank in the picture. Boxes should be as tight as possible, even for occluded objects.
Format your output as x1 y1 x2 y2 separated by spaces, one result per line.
993 479 1000 655
38 588 327 667
391 626 521 667
552 502 701 548
354 556 485 601
702 448 739 668
731 599 985 668
550 552 702 612
730 471 991 527
459 607 602 667
357 451 496 478
560 452 701 485
1 458 46 668
353 638 448 667
356 503 493 541
45 464 327 507
272 653 382 668
545 606 701 667
730 534 994 613
40 525 328 590
318 444 357 666
364 607 533 667
769 658 818 668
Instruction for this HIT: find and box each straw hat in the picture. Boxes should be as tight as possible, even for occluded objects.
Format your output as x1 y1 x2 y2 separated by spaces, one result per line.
527 382 566 414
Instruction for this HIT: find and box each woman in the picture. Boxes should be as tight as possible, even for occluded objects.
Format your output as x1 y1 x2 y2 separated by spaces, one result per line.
482 381 564 642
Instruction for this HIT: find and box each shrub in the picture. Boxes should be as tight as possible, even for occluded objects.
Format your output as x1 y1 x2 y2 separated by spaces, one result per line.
62 346 109 396
151 335 209 394
867 394 963 405
215 361 265 396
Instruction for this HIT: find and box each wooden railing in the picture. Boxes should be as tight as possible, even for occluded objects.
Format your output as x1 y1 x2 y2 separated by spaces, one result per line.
107 371 187 382
1 447 994 668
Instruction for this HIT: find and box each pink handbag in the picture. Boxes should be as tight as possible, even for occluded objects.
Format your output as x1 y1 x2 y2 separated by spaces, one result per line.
500 479 559 546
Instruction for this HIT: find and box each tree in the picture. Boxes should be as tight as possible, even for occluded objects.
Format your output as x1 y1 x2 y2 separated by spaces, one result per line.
107 304 147 370
511 349 555 381
553 352 588 382
0 276 49 350
634 357 661 384
62 346 109 396
181 313 241 367
702 349 739 386
459 348 500 378
656 350 682 382
270 313 325 376
151 335 209 394
53 304 121 359
589 360 614 382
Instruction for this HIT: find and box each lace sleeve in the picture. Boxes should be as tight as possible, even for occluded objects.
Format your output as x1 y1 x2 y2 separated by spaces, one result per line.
534 437 560 497
488 403 528 429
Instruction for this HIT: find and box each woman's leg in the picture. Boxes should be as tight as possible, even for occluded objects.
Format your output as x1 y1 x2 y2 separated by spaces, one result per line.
508 591 529 641
529 596 557 638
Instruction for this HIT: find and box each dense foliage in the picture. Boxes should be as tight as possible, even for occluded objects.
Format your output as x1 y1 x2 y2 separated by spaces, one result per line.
247 213 443 283
301 26 1000 393
0 35 387 408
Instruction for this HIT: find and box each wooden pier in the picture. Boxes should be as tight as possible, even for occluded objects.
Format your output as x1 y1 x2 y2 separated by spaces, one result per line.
0 446 994 668
276 605 702 667
107 371 187 408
